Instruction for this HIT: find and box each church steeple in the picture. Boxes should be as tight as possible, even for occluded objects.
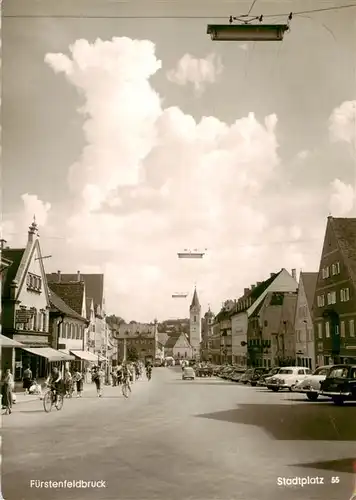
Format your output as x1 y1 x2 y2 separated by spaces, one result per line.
190 287 200 310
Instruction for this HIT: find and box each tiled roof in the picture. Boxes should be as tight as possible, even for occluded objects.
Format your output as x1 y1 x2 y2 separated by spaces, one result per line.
48 282 85 316
250 297 266 318
300 272 318 310
1 249 25 298
165 336 180 348
157 332 169 345
249 271 281 300
331 217 356 287
190 288 200 310
85 298 93 320
47 273 104 308
49 289 86 321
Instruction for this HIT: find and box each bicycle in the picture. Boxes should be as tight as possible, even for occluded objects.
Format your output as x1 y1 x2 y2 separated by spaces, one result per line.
43 385 64 412
146 370 152 381
121 378 131 398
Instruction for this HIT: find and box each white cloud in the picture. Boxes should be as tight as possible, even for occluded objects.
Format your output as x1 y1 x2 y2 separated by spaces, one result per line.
39 37 326 321
329 100 356 144
296 150 310 160
329 178 355 216
166 53 223 93
21 194 51 226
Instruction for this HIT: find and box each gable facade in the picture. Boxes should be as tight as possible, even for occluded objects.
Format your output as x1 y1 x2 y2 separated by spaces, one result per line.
294 273 317 370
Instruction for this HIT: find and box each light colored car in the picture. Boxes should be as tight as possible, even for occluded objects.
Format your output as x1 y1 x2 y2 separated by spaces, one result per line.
292 366 331 400
260 367 281 387
182 367 195 380
268 366 312 391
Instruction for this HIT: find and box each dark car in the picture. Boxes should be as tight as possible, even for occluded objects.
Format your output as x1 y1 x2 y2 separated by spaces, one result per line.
195 366 213 377
258 367 281 387
249 368 269 386
239 369 254 384
320 364 356 405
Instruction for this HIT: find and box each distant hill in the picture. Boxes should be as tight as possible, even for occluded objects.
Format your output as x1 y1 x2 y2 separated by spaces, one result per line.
158 318 189 334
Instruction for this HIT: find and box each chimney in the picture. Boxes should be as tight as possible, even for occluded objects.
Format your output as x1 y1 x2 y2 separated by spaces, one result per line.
251 284 256 290
57 270 61 282
244 288 249 295
270 272 276 278
256 282 262 286
291 268 296 280
0 239 7 250
77 270 81 281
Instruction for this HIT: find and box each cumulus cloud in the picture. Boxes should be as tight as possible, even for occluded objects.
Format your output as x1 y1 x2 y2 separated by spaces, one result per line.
42 37 324 321
21 194 51 226
329 179 355 216
166 53 223 93
329 100 356 144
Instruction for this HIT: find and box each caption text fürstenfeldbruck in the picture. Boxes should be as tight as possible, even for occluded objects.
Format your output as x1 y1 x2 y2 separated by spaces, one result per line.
30 480 107 489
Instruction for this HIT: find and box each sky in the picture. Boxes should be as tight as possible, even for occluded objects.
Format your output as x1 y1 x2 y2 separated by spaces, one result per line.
2 0 356 322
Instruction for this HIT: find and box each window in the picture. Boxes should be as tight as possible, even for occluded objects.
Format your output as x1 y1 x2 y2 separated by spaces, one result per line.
194 315 196 322
279 369 293 374
298 369 305 375
317 323 323 339
327 291 336 305
314 367 328 376
325 321 330 338
335 324 339 336
340 321 345 337
335 262 340 274
340 288 350 302
322 266 330 279
349 319 355 337
317 295 325 307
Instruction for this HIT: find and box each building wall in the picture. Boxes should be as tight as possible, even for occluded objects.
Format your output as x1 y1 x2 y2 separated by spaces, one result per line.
231 312 248 366
294 278 315 370
313 223 356 365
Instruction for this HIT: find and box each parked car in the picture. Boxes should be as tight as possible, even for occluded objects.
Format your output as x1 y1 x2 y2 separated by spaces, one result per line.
195 366 213 377
220 366 235 379
182 367 195 380
320 364 356 405
292 365 331 400
239 369 254 384
258 367 281 387
268 367 312 391
249 368 270 386
230 369 246 382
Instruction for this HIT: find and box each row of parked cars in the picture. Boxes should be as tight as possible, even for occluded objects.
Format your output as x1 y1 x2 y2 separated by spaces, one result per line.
216 363 356 405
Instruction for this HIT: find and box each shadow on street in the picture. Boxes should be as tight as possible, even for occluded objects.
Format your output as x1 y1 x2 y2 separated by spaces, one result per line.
292 457 356 475
196 403 356 441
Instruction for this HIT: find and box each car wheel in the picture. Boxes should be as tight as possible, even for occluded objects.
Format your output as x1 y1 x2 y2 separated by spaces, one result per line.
250 382 257 387
332 397 345 405
243 381 248 385
307 392 318 401
271 387 279 392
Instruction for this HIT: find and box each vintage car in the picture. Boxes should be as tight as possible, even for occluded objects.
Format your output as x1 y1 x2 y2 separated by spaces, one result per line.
268 366 312 391
230 368 246 382
292 365 331 400
320 364 356 405
182 367 195 381
249 368 270 387
195 366 213 377
219 366 235 379
258 367 281 387
239 369 254 384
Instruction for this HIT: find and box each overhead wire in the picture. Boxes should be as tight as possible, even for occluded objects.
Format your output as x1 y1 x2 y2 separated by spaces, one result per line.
3 2 356 18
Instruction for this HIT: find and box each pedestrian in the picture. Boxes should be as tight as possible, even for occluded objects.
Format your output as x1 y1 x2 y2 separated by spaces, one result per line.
111 370 118 387
64 369 73 398
73 369 83 397
2 368 14 415
92 367 102 397
22 365 32 395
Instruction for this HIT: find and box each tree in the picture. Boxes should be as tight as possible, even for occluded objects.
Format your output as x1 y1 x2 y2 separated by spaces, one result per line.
127 346 139 362
106 315 125 327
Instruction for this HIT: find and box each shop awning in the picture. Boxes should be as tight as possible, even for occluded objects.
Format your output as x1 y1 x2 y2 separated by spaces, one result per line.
97 354 107 362
0 334 24 348
70 350 99 362
22 347 74 362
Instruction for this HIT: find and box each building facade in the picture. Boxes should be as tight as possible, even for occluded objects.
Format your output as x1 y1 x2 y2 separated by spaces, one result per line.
164 332 193 359
312 217 356 366
200 308 215 361
1 221 52 379
114 321 158 362
294 272 318 370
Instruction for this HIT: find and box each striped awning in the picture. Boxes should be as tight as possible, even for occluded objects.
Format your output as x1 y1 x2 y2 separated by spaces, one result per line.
70 350 99 362
22 347 74 362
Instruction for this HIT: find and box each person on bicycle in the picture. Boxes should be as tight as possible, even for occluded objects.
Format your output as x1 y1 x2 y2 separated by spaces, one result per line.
46 367 62 404
145 361 152 380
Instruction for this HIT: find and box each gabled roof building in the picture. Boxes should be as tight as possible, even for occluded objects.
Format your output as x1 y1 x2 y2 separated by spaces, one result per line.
312 216 356 366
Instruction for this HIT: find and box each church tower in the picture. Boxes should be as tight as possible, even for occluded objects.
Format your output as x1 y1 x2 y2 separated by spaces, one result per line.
189 287 201 360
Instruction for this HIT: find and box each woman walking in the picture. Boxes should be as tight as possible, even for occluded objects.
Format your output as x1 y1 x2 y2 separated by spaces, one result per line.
73 370 83 397
2 369 14 415
92 367 102 397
